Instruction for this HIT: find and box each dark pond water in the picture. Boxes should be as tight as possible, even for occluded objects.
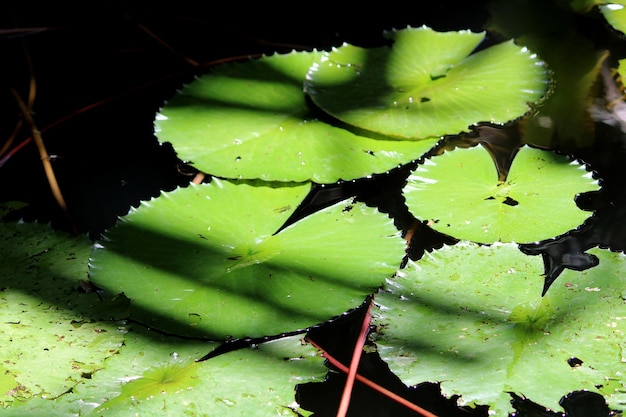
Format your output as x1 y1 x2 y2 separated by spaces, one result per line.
1 2 625 416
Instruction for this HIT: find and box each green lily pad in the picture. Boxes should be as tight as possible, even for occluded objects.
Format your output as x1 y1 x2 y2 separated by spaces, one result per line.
89 179 405 340
373 242 626 415
155 50 439 183
0 218 126 407
2 327 325 417
305 26 548 140
403 144 599 243
96 332 323 416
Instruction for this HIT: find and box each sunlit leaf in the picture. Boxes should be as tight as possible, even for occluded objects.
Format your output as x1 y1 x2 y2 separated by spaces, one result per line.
403 144 598 243
96 332 323 416
89 179 405 339
5 328 324 417
373 242 626 415
305 26 548 140
155 50 438 183
97 360 201 410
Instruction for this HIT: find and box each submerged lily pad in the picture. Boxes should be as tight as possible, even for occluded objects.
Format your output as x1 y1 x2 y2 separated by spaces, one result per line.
403 144 598 243
155 50 438 183
519 34 607 150
488 0 610 150
305 26 548 139
373 242 626 415
89 179 405 339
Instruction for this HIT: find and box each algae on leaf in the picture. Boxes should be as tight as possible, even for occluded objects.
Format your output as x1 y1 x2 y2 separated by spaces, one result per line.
0 218 126 407
2 327 325 417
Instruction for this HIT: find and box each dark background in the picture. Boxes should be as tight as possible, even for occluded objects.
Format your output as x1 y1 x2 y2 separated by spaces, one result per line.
0 2 492 237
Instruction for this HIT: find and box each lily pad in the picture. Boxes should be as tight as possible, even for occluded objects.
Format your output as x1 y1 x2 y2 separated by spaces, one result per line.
155 50 439 183
305 26 549 140
0 217 126 407
373 242 626 415
89 179 405 340
3 328 325 417
403 144 598 243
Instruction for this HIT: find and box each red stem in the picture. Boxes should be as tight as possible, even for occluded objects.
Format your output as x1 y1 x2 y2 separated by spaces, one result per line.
336 301 372 417
307 337 439 417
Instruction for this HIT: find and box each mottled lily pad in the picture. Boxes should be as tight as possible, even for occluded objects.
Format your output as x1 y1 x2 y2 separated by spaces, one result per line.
0 218 126 407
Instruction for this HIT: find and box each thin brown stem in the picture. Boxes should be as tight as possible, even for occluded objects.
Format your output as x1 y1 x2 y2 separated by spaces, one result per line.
0 120 22 159
10 88 77 234
2 25 37 160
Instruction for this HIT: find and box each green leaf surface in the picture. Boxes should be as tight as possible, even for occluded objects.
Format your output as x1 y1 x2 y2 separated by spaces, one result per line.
0 218 126 407
89 179 405 339
2 328 324 417
403 144 598 243
0 210 324 416
373 242 626 415
305 26 548 139
97 332 323 416
155 50 438 183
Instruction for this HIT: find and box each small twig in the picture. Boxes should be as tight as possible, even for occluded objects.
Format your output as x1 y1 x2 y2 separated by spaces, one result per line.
0 119 23 159
307 338 439 417
10 88 77 234
1 25 37 160
0 50 262 169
